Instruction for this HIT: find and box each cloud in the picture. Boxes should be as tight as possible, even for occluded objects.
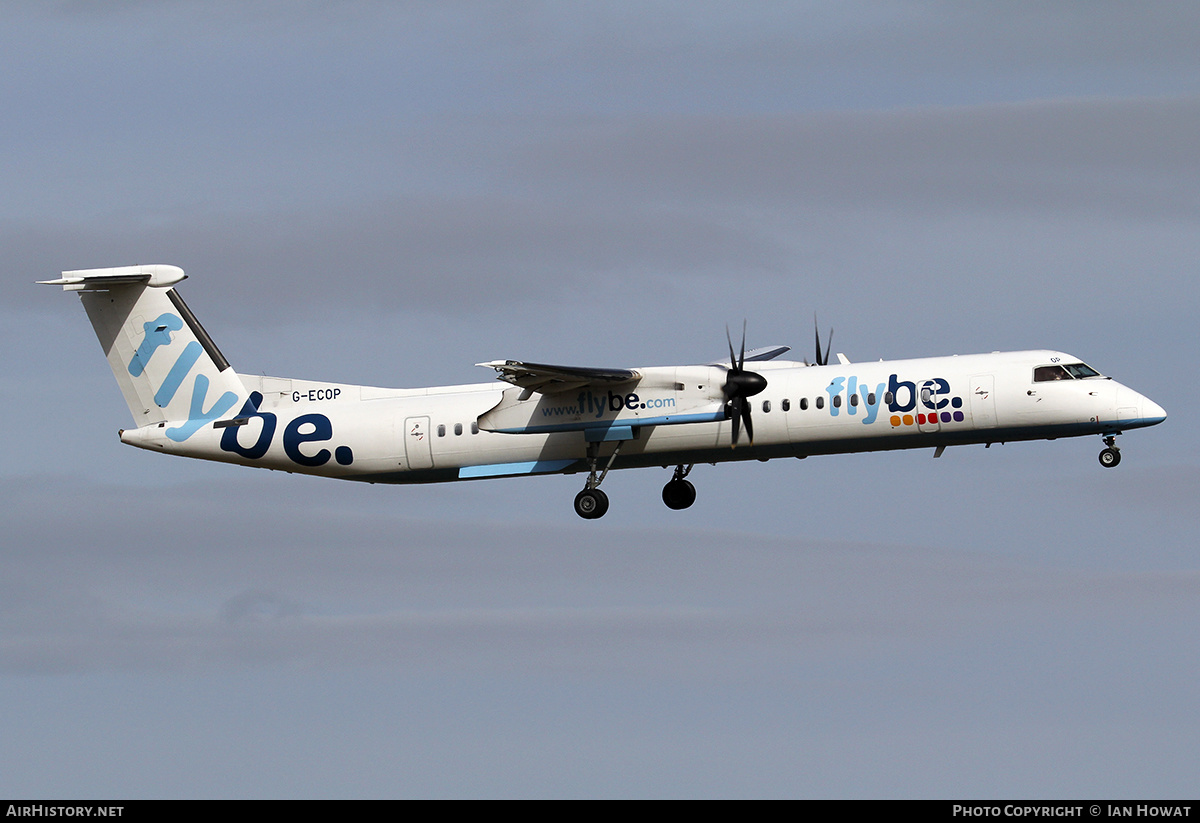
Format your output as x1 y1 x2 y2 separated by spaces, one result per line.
501 97 1200 219
3 473 1197 679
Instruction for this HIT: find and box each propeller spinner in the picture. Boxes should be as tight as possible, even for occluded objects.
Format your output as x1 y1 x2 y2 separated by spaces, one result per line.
723 323 767 447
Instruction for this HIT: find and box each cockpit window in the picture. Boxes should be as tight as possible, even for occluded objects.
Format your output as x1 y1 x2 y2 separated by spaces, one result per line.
1034 365 1070 382
1035 363 1103 382
1063 362 1101 379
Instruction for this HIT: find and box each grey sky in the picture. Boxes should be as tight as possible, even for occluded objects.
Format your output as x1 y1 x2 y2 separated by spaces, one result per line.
3 1 1198 797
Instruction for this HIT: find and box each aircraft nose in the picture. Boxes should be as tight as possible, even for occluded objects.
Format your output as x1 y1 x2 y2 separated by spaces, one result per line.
1142 395 1167 425
1113 384 1166 429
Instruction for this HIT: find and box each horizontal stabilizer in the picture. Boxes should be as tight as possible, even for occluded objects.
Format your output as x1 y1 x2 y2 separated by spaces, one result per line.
38 264 186 292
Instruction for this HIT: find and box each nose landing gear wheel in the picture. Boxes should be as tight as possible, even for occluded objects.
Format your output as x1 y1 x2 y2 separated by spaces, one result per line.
662 479 696 510
1099 435 1122 469
574 488 610 519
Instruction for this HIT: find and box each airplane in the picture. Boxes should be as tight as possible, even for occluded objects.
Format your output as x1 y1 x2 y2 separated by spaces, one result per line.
41 264 1167 519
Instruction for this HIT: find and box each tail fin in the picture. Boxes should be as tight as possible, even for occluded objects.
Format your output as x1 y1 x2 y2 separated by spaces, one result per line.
41 265 247 442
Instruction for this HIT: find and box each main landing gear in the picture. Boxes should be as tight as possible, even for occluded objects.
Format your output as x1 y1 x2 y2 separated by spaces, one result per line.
574 441 622 520
573 487 609 519
572 449 698 519
662 464 696 510
1098 435 1122 469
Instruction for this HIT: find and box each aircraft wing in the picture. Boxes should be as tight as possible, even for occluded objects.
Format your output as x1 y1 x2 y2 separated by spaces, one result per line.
707 344 791 367
477 360 640 394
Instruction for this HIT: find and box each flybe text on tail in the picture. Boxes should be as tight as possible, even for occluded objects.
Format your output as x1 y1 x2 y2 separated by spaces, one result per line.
128 311 239 441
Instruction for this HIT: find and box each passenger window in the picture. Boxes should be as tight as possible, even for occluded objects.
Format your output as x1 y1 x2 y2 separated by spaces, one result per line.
884 391 894 404
832 395 841 408
437 424 446 437
781 399 790 412
800 397 808 411
815 396 824 409
454 423 463 436
849 394 858 407
868 392 876 405
471 422 479 434
763 400 771 413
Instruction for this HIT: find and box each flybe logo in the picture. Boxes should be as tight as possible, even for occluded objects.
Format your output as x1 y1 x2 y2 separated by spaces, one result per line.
133 312 354 465
129 312 238 443
219 393 355 467
824 374 965 427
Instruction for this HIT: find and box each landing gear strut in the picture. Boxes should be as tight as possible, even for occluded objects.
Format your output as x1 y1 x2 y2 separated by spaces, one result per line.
662 464 696 510
574 441 623 519
1099 435 1122 469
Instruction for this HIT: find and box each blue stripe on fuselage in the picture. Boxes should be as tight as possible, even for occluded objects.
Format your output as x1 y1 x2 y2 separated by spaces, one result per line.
457 459 577 479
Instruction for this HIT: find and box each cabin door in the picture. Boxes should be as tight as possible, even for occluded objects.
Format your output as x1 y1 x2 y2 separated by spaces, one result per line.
917 379 943 433
969 375 997 429
403 416 434 470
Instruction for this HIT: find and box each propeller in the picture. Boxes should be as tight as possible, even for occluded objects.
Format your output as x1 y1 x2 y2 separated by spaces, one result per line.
723 321 767 447
810 313 833 366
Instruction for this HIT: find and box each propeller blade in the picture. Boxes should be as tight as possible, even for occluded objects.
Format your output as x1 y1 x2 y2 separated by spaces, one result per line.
739 319 747 371
719 322 767 447
813 314 834 366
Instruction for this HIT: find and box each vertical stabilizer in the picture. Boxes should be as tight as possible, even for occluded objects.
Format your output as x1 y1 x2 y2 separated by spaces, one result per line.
41 265 246 441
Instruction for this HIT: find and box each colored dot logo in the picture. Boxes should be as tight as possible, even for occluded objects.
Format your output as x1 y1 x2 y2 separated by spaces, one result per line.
890 405 966 427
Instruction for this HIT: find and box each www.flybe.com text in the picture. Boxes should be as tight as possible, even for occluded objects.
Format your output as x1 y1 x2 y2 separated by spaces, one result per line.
542 390 676 419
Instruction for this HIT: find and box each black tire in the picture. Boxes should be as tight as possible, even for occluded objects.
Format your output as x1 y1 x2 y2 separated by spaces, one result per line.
662 479 697 510
1099 447 1121 468
574 488 610 519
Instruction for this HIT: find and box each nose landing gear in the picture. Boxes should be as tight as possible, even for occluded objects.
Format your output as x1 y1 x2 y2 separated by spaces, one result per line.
1099 435 1122 468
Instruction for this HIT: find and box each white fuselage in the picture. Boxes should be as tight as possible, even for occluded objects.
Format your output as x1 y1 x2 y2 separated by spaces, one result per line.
119 350 1166 484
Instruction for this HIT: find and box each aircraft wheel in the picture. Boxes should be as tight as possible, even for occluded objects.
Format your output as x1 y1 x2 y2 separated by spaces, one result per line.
574 488 610 519
662 479 696 510
1099 447 1121 468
